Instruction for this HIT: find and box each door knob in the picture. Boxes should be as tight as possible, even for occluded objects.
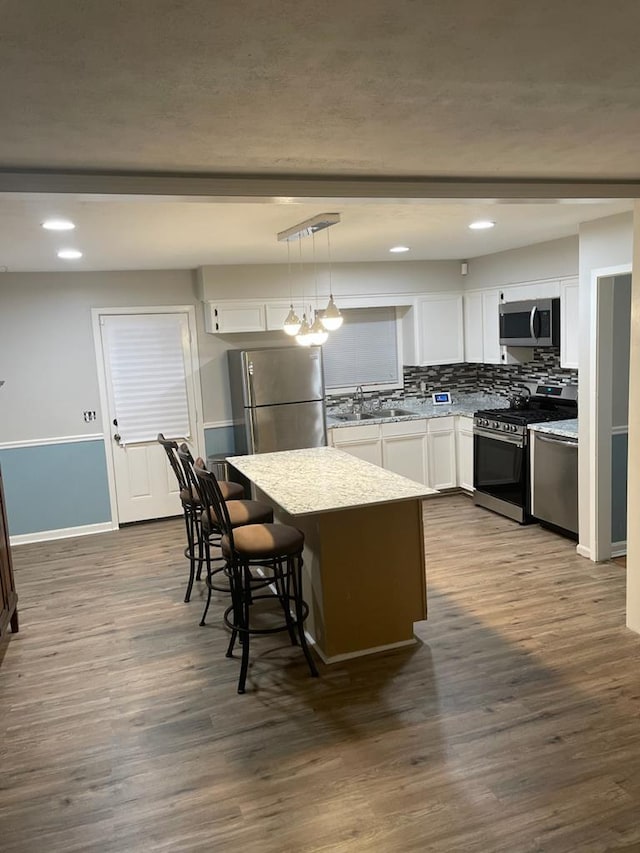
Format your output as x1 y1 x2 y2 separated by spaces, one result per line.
113 433 121 442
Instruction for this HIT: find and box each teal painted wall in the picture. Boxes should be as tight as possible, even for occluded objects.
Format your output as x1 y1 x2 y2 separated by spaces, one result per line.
611 433 628 544
204 425 236 458
0 440 112 536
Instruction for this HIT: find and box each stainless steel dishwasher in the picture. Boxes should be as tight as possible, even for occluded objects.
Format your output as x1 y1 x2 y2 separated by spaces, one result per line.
530 431 579 535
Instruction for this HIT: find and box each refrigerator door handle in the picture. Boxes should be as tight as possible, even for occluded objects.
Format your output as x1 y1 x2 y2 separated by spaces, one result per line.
245 358 255 407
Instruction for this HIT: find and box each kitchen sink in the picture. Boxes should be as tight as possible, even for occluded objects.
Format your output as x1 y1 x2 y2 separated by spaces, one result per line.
331 412 376 421
374 408 416 418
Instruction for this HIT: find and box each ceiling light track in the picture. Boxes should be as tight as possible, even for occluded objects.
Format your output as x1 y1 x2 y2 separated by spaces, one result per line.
277 213 341 243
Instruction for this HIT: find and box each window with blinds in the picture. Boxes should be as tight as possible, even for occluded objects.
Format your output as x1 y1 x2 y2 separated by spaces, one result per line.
322 307 401 391
103 313 192 444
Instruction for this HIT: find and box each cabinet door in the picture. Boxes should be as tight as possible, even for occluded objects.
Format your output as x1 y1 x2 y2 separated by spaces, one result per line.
560 278 579 369
417 295 464 365
382 433 428 485
456 418 474 492
332 438 383 467
500 280 560 301
330 424 383 466
265 302 294 331
428 428 457 490
206 302 266 333
463 292 483 363
481 289 502 364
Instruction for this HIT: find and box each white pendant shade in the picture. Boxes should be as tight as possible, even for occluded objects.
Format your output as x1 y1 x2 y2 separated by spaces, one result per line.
321 294 343 331
283 304 301 336
295 314 314 346
309 312 329 345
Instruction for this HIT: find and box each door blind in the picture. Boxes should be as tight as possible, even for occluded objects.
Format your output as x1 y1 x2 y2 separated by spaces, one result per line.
323 307 400 389
104 314 191 444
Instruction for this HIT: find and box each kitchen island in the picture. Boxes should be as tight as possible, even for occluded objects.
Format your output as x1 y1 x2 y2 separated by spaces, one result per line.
227 446 434 663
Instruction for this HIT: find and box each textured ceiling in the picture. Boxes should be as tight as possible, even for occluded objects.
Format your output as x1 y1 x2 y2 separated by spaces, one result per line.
2 1 640 180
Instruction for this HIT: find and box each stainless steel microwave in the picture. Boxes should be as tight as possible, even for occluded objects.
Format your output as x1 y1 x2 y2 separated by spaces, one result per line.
499 298 560 347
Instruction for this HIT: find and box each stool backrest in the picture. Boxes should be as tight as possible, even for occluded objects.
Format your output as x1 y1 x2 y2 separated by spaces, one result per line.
157 433 189 493
192 460 237 552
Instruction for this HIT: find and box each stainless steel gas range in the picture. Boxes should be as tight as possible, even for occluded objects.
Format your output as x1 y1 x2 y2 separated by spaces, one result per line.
473 384 578 523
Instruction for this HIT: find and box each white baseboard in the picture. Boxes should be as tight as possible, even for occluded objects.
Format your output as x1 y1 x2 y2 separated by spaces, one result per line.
10 521 117 547
304 631 418 664
611 541 627 558
576 544 592 560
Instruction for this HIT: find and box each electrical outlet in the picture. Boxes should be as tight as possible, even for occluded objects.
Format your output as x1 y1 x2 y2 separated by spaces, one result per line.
419 380 427 394
83 410 97 423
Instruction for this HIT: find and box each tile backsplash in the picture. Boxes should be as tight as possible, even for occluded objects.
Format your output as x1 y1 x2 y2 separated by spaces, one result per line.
327 348 578 407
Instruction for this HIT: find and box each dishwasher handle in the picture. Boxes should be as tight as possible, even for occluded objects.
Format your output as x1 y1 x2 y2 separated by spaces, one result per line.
535 433 578 449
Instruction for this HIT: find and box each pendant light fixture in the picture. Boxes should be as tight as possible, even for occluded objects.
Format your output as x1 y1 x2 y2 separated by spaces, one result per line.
295 309 314 346
320 227 343 331
282 241 301 336
307 232 330 346
278 213 342 342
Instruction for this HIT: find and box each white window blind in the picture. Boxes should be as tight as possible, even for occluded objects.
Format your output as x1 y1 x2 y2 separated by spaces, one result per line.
103 314 192 444
322 307 400 390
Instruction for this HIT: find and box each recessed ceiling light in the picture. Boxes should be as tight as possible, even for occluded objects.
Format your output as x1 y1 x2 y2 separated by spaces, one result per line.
389 245 410 253
468 220 495 230
57 249 83 260
42 218 75 231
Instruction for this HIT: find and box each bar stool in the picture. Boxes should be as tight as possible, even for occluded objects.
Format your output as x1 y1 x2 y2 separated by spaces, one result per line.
157 434 244 602
194 461 319 694
178 446 274 626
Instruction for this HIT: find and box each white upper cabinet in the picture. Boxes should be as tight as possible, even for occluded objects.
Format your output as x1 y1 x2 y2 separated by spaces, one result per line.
560 277 579 369
500 280 561 302
416 294 464 365
463 289 501 364
265 302 293 331
203 302 266 334
463 292 484 363
481 289 502 364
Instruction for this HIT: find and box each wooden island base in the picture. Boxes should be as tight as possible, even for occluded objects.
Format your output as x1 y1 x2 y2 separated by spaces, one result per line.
274 497 427 662
228 447 431 664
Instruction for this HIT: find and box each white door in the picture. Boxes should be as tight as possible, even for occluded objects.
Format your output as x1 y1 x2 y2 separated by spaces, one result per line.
99 312 200 524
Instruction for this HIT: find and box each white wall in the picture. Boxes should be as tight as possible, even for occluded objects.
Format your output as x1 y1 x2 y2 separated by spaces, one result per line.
197 259 462 301
577 212 633 559
462 236 578 290
0 259 464 442
627 205 640 632
0 269 288 441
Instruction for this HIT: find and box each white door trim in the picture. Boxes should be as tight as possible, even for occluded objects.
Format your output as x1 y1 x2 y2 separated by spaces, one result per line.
587 265 632 562
91 305 205 527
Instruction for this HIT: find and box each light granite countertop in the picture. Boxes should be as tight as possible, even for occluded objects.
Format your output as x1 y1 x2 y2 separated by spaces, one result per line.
528 419 579 439
227 446 436 516
326 392 509 428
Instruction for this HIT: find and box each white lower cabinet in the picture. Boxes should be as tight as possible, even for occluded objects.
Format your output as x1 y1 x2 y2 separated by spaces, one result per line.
427 417 457 490
381 419 428 484
329 423 383 467
329 414 473 491
456 416 474 492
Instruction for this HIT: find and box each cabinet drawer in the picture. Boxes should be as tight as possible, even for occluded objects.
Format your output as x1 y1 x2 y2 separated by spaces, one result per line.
428 416 455 432
457 416 474 432
330 424 380 442
381 418 427 437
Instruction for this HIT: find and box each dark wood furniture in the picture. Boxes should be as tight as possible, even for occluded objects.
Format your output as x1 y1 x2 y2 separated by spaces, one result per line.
0 464 19 644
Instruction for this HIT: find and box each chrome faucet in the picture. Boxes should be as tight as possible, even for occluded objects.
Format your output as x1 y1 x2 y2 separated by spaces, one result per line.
354 385 365 412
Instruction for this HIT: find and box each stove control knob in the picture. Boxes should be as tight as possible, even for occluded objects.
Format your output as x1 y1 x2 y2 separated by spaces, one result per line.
511 425 518 433
493 421 500 430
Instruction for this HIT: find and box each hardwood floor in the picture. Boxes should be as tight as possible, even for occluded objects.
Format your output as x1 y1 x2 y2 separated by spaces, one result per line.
1 496 639 852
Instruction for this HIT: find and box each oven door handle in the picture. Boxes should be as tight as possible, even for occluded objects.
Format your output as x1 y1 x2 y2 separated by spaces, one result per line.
474 426 524 447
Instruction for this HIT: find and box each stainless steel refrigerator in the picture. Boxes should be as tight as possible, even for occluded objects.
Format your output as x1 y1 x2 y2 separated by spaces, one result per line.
228 346 327 454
